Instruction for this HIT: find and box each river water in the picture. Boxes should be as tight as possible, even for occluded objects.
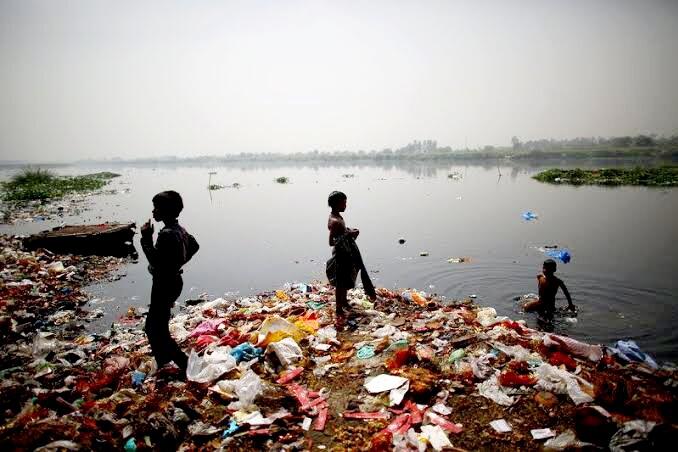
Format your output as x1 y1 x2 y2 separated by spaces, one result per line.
2 161 677 362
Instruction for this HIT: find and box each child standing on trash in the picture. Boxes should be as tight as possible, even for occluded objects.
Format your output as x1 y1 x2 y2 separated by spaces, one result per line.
140 190 199 377
326 191 376 329
524 259 575 316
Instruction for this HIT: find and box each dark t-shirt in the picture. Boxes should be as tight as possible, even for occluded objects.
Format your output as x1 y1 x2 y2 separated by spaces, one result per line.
140 220 199 277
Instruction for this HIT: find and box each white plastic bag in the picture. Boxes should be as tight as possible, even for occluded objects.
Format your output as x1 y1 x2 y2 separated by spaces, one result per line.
535 363 593 405
186 347 237 383
491 342 536 361
364 374 410 406
211 369 262 410
420 425 453 451
476 374 515 406
470 353 495 379
477 307 503 326
267 337 303 367
32 332 60 358
544 429 594 451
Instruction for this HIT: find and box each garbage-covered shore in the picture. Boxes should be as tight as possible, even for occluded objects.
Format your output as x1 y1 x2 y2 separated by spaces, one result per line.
1 238 677 451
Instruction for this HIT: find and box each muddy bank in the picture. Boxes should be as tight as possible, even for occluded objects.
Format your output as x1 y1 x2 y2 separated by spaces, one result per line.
1 234 676 451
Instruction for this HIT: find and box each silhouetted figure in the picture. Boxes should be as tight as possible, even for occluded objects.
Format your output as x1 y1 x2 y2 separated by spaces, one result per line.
140 190 199 376
524 259 575 320
326 191 376 329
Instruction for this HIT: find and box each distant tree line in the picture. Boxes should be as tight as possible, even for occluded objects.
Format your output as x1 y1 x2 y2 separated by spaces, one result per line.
510 134 677 151
94 134 678 165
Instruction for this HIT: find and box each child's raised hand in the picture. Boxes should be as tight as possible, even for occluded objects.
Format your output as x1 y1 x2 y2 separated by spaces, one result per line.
141 218 153 237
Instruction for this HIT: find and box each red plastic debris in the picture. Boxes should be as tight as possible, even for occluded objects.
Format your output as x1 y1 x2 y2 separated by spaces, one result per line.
403 400 424 424
386 347 414 370
385 413 411 434
286 383 312 408
276 367 303 384
549 351 577 371
304 396 327 410
425 411 463 434
343 411 391 420
195 334 217 348
370 430 393 451
498 370 537 387
313 406 328 431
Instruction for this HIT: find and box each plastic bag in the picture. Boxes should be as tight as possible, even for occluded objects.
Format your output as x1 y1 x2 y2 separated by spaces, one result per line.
544 430 593 451
188 319 224 338
543 334 603 362
103 356 130 375
267 337 303 367
545 249 571 263
534 363 593 405
608 340 658 369
314 325 338 343
257 316 306 346
609 420 656 452
476 307 501 327
211 369 262 410
364 374 410 406
491 342 536 361
420 425 453 451
476 374 515 406
230 343 263 363
522 211 538 221
32 332 59 358
470 354 494 379
186 347 237 383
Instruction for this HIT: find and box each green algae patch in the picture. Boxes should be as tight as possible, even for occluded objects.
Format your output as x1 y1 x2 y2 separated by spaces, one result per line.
1 169 120 202
533 166 678 187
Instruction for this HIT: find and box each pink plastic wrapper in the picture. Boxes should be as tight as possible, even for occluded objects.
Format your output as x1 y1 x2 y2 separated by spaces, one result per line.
386 413 412 434
313 406 328 431
544 333 603 362
287 383 312 408
404 400 424 424
276 367 303 384
343 411 391 420
188 319 225 338
425 411 463 433
305 396 327 410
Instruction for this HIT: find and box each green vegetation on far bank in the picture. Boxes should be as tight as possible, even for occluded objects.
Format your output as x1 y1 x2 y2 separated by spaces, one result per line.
533 166 678 186
1 169 120 202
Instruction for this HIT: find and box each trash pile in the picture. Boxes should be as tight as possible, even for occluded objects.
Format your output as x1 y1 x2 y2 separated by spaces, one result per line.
0 234 129 340
0 186 129 225
0 195 91 224
2 263 676 450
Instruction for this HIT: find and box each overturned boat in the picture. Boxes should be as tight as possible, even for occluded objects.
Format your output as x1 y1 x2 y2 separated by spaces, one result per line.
23 222 136 256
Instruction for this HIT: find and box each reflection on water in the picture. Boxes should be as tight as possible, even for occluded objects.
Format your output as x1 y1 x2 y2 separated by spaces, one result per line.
1 160 676 361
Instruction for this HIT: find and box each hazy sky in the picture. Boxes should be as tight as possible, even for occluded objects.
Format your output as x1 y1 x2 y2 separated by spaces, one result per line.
1 0 677 161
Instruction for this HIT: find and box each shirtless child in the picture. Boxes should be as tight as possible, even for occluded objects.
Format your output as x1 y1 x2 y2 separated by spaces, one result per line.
326 191 375 328
524 259 575 315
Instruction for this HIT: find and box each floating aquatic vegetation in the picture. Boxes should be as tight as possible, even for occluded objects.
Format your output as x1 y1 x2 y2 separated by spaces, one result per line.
1 169 119 202
533 166 678 186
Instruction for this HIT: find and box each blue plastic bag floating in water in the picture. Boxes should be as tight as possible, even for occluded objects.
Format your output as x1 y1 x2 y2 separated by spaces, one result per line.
522 211 539 221
545 249 572 264
609 340 658 369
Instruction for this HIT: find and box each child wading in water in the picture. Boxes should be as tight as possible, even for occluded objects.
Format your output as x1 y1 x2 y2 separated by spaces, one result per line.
141 190 199 377
326 191 376 329
524 259 575 317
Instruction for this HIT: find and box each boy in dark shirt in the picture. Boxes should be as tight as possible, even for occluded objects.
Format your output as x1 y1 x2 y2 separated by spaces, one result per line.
524 259 575 316
140 190 199 375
